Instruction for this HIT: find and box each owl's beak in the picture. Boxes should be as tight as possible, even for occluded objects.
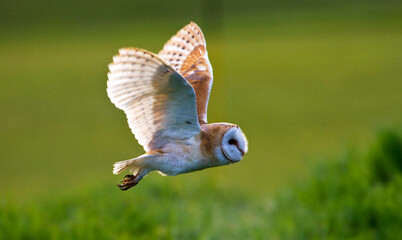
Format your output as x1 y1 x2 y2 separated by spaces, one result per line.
234 142 245 156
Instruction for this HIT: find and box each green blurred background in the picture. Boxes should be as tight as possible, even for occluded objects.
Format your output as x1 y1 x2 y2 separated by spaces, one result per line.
1 0 401 238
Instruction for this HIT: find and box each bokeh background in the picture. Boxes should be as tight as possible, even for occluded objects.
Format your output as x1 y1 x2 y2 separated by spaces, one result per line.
1 0 401 239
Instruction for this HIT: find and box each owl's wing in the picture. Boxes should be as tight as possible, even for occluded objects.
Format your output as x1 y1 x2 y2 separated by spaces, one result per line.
158 22 213 125
107 48 201 152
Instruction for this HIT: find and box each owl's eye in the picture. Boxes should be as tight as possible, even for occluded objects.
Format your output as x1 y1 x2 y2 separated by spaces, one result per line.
228 139 236 145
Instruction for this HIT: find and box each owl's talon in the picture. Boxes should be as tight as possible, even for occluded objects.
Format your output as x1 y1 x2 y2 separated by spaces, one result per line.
117 174 139 190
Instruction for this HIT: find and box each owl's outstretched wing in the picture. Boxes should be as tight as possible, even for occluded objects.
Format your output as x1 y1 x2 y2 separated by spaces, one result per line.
158 22 213 125
107 48 201 152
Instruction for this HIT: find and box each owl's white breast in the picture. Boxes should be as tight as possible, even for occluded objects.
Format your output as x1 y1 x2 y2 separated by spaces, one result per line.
150 133 222 176
150 135 205 176
147 123 237 176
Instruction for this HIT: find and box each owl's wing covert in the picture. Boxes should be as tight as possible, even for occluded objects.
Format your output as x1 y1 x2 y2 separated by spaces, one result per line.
107 48 201 152
158 22 213 125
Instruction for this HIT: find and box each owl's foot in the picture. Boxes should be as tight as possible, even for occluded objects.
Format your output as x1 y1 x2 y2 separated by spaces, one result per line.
117 174 139 191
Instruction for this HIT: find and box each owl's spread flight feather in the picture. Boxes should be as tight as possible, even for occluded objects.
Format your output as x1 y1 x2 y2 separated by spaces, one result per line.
107 48 201 152
158 22 213 124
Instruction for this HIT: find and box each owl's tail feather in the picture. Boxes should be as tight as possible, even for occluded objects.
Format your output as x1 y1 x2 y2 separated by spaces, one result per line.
113 154 159 175
113 159 133 175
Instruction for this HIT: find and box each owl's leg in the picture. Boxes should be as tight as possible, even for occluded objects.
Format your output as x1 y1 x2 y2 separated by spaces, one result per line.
115 153 160 190
117 170 149 191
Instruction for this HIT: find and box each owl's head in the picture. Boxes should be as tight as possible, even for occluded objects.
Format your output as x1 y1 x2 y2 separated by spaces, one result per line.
220 125 248 163
201 123 248 165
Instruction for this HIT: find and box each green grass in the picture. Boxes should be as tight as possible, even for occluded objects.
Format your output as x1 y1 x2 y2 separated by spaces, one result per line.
1 131 400 239
0 181 267 239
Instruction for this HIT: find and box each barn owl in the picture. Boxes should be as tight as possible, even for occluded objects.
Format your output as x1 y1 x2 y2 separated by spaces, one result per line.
107 22 248 190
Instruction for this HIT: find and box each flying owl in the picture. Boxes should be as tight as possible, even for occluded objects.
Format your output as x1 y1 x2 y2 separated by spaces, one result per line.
107 22 248 190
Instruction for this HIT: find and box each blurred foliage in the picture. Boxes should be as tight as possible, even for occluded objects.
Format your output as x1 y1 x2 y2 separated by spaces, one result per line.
266 130 402 239
0 130 400 239
0 0 401 200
